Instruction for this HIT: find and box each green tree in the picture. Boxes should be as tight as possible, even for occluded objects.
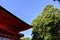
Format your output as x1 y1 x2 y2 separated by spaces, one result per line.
21 37 31 40
32 5 60 40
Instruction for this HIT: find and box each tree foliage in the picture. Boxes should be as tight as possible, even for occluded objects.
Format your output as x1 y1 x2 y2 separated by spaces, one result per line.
53 0 60 4
21 37 31 40
32 5 60 40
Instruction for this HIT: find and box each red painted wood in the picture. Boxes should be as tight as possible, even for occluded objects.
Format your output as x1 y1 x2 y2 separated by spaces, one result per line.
0 6 32 40
0 8 32 33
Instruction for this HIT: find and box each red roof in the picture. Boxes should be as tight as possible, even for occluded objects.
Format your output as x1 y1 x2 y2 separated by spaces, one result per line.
0 6 32 38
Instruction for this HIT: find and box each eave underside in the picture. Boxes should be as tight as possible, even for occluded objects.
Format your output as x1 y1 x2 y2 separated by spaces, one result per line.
0 28 24 39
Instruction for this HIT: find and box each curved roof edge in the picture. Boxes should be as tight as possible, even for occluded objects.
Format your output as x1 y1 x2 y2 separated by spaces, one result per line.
0 6 32 28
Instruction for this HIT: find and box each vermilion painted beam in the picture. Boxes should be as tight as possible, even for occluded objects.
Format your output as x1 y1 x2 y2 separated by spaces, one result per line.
0 6 32 40
0 6 32 33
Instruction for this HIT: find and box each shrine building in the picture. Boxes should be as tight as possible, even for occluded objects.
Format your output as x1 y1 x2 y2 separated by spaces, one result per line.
0 6 32 40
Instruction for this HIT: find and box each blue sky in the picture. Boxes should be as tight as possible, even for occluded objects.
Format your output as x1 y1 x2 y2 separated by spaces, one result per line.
0 0 60 38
